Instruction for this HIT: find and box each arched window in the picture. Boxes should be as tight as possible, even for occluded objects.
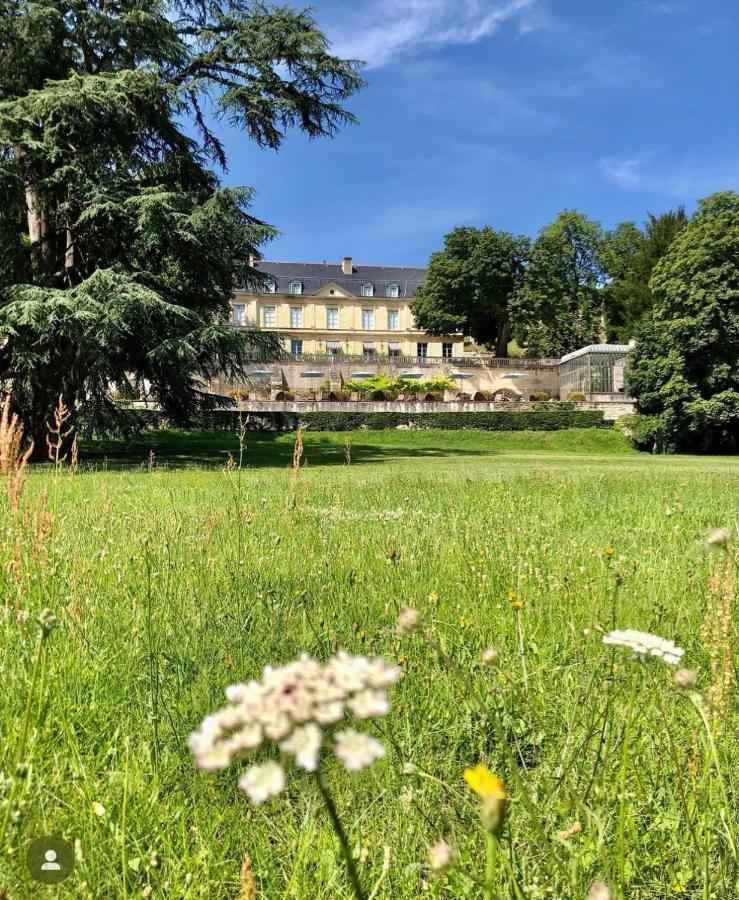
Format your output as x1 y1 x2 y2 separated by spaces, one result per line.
290 280 303 295
361 282 374 298
387 283 399 298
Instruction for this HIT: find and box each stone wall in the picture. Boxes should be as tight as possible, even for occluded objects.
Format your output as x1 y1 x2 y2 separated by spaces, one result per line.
229 398 635 421
209 357 560 400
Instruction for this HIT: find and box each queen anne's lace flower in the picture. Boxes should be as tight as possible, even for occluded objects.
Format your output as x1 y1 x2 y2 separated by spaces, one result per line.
238 761 285 806
602 629 684 666
334 729 387 771
279 723 323 771
189 652 400 803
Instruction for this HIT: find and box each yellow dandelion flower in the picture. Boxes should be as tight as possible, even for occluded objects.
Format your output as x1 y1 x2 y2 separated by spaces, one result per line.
463 764 507 801
511 599 523 609
507 590 517 600
604 546 615 557
463 765 508 834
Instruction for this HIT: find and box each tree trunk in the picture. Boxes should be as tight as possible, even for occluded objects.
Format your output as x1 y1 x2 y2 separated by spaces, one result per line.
495 318 512 357
14 145 51 269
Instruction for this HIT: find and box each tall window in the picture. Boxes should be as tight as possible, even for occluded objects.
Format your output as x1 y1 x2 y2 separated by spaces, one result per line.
291 339 303 357
387 283 399 298
387 309 399 331
263 306 276 327
327 307 339 329
417 342 428 359
264 279 276 294
232 304 245 326
442 342 453 359
290 307 303 328
361 283 374 298
362 309 374 330
290 281 303 295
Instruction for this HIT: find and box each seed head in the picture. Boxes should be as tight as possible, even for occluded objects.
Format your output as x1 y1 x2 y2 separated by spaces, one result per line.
36 608 57 637
673 668 698 689
427 840 454 873
706 528 730 550
588 881 614 900
396 608 422 637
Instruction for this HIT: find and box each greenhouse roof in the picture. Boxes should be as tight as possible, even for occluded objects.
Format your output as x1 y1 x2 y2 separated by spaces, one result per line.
559 344 631 364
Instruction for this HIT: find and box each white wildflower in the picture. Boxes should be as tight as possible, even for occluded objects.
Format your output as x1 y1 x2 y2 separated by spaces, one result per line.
427 840 454 872
280 724 323 771
396 608 422 637
239 761 285 805
189 651 400 793
348 689 390 719
602 629 684 666
334 729 387 772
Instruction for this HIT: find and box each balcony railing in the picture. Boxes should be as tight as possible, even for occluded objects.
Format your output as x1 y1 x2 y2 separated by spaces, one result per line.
242 353 559 369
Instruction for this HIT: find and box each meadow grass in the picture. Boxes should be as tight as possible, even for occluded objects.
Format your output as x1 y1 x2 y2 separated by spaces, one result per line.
1 428 739 898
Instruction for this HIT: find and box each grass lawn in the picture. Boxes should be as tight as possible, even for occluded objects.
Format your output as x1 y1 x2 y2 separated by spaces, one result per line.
2 428 739 897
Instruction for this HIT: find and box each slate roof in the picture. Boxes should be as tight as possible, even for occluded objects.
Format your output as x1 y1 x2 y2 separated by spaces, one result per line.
251 259 427 299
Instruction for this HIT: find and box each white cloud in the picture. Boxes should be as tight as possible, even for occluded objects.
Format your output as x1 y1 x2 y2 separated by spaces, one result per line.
600 153 739 197
638 1 688 14
330 0 537 69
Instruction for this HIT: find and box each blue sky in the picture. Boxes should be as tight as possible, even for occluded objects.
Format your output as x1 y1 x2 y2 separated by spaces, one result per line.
219 0 738 266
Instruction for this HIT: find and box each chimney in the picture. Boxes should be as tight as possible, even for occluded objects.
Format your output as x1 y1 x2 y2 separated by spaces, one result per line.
342 256 353 275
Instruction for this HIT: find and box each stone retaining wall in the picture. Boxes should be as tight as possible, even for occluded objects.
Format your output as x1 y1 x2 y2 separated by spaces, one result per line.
231 398 635 422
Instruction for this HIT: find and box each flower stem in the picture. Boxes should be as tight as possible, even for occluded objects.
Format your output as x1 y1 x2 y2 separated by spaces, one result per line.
315 767 366 900
0 627 46 851
484 832 498 900
617 674 638 897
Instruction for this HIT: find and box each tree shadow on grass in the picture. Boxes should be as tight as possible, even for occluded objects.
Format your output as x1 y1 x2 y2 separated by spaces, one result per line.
78 431 498 471
81 432 496 471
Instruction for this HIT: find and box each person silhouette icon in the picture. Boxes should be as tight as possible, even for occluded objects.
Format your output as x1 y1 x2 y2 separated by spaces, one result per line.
27 835 74 884
41 849 61 871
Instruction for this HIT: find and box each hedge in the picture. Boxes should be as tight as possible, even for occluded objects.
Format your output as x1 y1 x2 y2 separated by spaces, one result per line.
234 408 608 432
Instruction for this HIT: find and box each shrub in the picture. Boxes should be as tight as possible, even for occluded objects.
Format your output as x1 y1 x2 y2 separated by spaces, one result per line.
567 391 586 401
344 374 455 399
617 413 666 452
491 388 521 401
529 391 551 402
234 407 608 432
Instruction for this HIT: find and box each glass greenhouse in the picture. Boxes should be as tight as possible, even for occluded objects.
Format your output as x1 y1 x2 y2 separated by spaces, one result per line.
558 344 632 399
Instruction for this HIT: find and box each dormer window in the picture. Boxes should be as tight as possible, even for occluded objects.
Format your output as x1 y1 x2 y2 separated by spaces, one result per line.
264 279 276 294
387 283 399 298
290 280 303 295
361 283 374 298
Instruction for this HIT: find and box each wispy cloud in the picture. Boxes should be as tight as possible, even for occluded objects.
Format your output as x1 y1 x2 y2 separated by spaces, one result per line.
638 1 688 14
330 0 537 69
600 152 739 197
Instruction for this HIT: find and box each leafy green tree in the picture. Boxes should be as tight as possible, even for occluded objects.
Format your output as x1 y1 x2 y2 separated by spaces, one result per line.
627 192 739 452
0 0 362 449
601 208 688 341
410 227 530 357
509 210 606 357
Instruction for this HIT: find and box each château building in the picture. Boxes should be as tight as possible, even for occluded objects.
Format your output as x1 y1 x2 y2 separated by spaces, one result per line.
230 256 464 360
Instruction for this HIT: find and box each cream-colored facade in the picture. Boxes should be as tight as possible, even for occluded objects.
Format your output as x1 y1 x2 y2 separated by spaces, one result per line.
230 272 463 359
